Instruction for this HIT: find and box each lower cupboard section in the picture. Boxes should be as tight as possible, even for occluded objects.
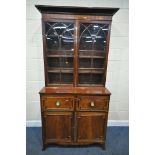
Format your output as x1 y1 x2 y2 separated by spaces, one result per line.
42 111 108 145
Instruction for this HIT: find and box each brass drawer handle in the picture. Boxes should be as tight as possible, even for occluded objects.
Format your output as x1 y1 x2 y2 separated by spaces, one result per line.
83 16 87 19
56 101 61 107
90 101 95 107
74 98 80 101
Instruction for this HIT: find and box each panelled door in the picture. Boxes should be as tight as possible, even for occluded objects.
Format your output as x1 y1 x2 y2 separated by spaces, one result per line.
76 112 107 143
43 112 73 143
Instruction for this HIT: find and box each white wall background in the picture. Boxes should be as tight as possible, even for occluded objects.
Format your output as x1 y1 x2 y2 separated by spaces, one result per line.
26 0 129 123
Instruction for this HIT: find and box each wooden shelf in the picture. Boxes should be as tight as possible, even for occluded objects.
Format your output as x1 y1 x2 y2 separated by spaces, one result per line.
79 69 104 74
48 55 104 58
47 49 74 52
48 67 73 70
79 68 104 70
47 55 73 58
47 84 73 86
48 68 73 73
79 50 105 52
78 84 104 86
79 55 105 59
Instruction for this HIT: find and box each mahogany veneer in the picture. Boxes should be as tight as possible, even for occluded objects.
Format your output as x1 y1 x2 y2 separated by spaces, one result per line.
36 5 119 150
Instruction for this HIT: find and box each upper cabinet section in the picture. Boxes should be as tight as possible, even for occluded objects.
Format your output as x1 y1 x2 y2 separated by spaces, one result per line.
36 6 119 87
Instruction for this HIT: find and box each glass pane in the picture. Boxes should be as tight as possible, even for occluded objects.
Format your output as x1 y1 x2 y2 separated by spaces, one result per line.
79 23 109 51
79 73 91 84
91 74 103 84
93 58 105 68
47 57 73 69
79 58 91 68
79 51 105 57
79 73 103 85
45 22 74 51
61 57 73 68
48 72 73 84
48 73 60 84
61 73 73 84
79 58 105 69
47 57 60 68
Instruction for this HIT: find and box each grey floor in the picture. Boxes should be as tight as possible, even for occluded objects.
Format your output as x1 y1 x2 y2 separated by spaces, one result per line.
26 127 129 155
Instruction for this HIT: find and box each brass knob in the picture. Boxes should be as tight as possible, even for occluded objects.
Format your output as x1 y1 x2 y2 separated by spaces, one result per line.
76 98 81 101
83 16 87 19
56 101 61 107
90 101 95 107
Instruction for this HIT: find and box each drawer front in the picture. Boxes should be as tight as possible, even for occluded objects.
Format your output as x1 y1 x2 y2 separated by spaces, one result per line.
77 96 109 111
41 96 74 111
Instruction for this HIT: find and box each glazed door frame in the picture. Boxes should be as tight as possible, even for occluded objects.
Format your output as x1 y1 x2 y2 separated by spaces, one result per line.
42 18 76 87
76 20 111 86
41 14 112 86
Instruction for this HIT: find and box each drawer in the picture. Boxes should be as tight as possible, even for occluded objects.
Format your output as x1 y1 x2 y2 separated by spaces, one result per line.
77 96 109 111
41 96 74 111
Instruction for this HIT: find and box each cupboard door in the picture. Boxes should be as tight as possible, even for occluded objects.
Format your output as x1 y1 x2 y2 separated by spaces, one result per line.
78 22 110 86
44 21 75 85
43 112 72 143
77 112 107 143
